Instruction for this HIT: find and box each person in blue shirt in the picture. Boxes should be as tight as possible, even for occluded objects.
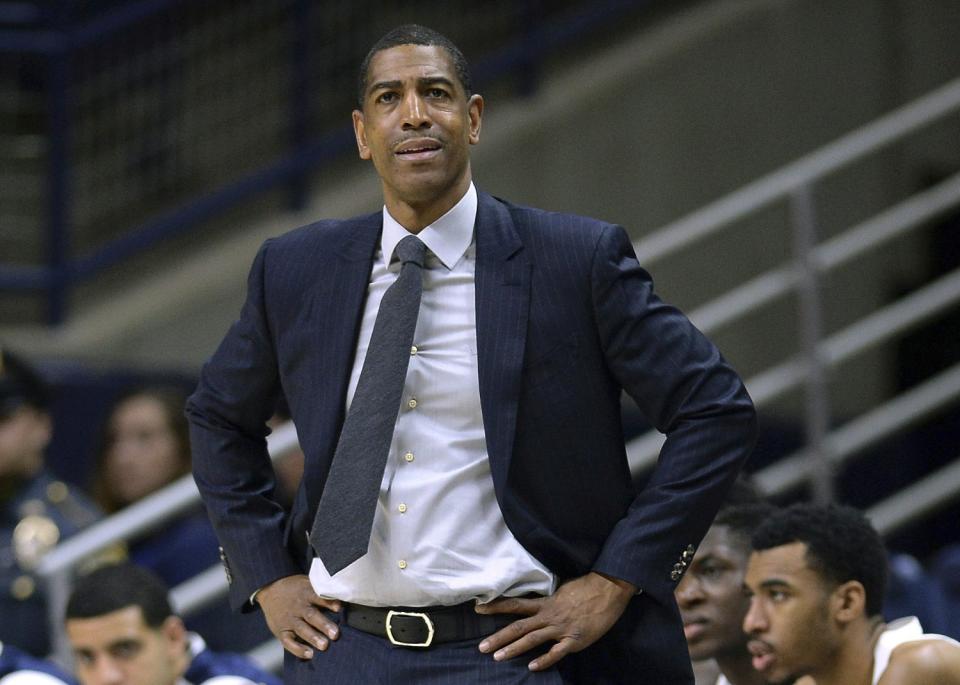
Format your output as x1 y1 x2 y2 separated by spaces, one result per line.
0 348 102 657
64 563 280 685
0 641 75 684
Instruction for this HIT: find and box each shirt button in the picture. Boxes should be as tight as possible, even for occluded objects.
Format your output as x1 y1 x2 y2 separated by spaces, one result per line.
398 560 408 570
404 452 415 463
398 503 407 513
407 398 418 409
410 345 418 355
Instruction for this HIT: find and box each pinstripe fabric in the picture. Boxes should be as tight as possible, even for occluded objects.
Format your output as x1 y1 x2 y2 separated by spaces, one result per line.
283 623 567 685
187 190 755 683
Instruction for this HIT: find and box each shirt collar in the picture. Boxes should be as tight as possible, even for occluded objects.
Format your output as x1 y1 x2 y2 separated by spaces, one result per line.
380 182 477 270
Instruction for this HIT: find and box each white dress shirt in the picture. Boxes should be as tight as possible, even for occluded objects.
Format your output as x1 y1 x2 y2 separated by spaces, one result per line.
309 183 556 606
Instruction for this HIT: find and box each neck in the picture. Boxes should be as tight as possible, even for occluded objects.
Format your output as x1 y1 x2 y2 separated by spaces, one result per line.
715 652 768 685
383 174 471 232
813 619 885 685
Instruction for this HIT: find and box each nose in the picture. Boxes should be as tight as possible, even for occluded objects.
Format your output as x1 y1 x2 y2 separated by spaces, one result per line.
401 90 430 130
675 574 704 608
90 657 125 685
743 598 767 635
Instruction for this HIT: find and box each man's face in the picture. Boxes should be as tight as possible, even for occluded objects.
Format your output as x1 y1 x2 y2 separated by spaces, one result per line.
675 525 752 661
66 606 187 685
742 542 838 684
352 43 482 217
0 406 50 477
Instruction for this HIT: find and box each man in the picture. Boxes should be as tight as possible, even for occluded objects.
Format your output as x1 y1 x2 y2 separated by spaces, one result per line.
0 641 75 684
0 348 101 657
64 563 280 685
677 500 775 685
743 503 960 685
186 23 756 684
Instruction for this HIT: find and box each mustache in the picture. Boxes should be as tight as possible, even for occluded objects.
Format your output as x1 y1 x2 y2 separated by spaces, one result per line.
391 134 444 148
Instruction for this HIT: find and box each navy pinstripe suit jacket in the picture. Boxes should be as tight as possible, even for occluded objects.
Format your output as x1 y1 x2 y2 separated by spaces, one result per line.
186 190 756 681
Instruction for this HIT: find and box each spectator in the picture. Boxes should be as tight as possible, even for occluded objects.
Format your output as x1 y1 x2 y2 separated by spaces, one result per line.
91 387 271 652
744 503 960 684
65 563 280 685
0 348 101 657
0 641 75 684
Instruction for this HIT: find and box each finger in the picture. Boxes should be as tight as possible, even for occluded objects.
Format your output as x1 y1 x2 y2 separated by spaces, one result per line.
292 617 333 652
314 596 342 613
301 605 341 641
490 626 555 662
479 616 548 654
528 637 577 671
475 596 542 616
279 632 314 660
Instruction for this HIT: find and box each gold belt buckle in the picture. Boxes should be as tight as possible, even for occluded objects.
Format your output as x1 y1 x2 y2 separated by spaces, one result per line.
385 609 435 647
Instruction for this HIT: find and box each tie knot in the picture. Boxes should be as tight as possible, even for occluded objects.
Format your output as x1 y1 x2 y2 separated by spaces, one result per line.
394 235 426 268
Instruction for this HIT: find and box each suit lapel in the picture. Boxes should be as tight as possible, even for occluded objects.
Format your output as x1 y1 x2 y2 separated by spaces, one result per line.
474 191 530 492
301 214 380 504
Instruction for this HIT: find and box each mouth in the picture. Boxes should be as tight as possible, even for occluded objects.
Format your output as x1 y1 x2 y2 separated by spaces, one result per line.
682 618 708 640
747 639 776 673
394 138 443 161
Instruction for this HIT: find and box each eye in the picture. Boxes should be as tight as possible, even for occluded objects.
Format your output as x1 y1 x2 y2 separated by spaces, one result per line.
375 91 398 104
111 641 142 660
426 87 448 99
769 589 788 602
700 564 722 579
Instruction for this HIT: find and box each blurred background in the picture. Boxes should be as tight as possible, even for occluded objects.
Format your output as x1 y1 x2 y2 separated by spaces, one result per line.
1 0 959 673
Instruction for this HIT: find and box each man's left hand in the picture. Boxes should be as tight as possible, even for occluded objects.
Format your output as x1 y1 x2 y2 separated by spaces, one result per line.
476 571 636 671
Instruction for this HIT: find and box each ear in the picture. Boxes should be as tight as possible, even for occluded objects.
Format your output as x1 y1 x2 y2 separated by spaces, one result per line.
161 615 187 650
831 580 867 625
467 94 484 145
352 109 371 160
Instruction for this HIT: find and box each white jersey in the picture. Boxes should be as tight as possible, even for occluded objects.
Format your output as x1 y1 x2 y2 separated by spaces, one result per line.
872 616 960 684
714 675 732 685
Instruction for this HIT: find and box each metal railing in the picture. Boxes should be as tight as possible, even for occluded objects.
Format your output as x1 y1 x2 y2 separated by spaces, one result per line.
0 0 660 324
32 58 960 679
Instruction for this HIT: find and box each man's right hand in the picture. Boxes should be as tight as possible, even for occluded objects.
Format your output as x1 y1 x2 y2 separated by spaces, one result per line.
256 574 341 659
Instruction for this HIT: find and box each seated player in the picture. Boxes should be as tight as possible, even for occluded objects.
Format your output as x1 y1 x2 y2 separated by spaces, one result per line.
743 503 960 685
64 563 280 685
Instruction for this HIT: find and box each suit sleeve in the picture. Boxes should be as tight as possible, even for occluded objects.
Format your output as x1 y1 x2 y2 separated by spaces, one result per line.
588 224 757 602
185 239 302 611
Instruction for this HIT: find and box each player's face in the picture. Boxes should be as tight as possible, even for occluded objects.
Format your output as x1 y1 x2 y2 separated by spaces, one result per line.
353 43 482 221
742 542 838 684
67 606 186 685
676 525 752 661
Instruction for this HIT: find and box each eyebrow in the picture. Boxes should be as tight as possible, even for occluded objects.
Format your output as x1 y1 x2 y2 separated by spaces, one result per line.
368 76 457 95
758 579 791 590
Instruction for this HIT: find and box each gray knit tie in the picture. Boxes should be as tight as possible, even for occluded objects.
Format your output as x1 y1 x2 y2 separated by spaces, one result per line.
309 234 426 575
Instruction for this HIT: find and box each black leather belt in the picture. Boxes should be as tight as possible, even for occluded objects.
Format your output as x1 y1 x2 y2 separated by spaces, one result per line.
343 602 518 648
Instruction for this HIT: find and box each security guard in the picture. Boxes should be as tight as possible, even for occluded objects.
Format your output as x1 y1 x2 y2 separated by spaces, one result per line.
0 349 102 657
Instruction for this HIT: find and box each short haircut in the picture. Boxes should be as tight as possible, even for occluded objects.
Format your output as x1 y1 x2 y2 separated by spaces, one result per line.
0 348 49 415
751 503 888 617
357 24 472 107
714 501 776 550
65 563 173 628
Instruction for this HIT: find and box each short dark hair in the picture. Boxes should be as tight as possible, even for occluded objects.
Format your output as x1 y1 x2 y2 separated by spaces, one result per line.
66 563 173 628
714 501 776 550
0 348 49 416
357 24 472 107
751 503 888 617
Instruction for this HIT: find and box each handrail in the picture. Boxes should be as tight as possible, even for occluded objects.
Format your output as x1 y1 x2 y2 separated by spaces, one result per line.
755 361 960 495
36 421 300 578
632 74 960 266
628 263 960 474
868 457 960 536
